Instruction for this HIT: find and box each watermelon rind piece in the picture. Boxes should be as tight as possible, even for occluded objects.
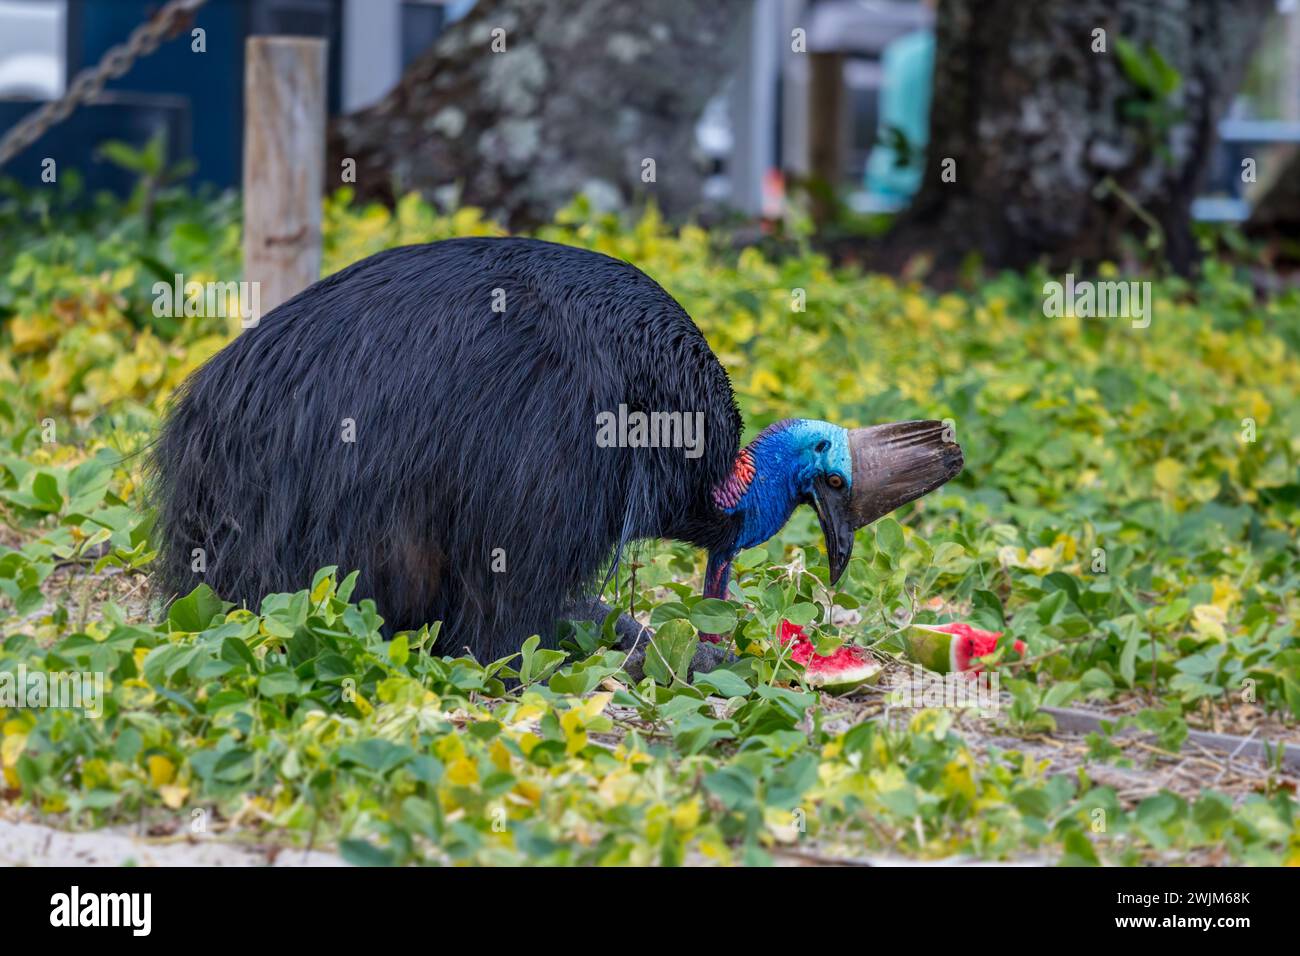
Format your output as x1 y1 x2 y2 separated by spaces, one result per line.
901 623 961 673
798 648 883 694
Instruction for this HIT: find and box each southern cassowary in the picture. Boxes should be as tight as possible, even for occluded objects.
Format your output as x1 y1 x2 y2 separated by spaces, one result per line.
150 237 963 659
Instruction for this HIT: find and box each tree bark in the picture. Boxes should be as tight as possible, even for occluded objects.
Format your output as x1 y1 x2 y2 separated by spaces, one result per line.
328 0 747 229
875 0 1272 278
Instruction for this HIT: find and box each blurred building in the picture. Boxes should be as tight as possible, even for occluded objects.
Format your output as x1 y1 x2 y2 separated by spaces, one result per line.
0 0 1297 220
0 0 473 192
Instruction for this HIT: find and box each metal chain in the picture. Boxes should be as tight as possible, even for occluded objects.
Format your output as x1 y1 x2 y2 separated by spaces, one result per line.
0 0 210 169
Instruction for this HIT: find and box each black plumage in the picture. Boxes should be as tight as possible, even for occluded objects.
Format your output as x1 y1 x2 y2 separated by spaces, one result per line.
150 238 745 658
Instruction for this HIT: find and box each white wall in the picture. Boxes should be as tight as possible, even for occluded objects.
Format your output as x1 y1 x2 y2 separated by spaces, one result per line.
341 0 401 112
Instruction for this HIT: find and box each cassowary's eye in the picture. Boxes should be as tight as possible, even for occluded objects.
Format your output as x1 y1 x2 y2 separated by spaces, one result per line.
815 440 829 453
827 474 844 490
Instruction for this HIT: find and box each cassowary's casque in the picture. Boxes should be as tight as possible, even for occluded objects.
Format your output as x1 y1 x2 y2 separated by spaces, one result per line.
151 238 963 659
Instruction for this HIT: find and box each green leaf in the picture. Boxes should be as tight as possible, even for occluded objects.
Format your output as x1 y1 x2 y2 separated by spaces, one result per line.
1042 680 1080 708
875 517 905 562
388 634 410 668
257 669 300 697
643 619 699 685
168 585 230 632
694 668 751 698
518 634 566 685
702 765 757 810
1118 621 1143 687
689 598 737 634
337 739 413 774
782 602 818 627
519 634 541 683
67 457 113 512
339 839 395 867
931 541 968 570
1060 829 1101 866
971 589 1005 629
315 654 354 682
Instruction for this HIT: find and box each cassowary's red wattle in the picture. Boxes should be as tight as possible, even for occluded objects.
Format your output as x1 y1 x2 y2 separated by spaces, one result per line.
710 445 756 511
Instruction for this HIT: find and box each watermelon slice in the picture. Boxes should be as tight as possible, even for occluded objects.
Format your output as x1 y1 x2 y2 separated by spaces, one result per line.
779 620 882 694
902 621 1026 674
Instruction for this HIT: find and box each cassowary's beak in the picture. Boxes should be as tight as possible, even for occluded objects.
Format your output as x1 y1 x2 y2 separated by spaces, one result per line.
817 420 965 586
811 473 856 587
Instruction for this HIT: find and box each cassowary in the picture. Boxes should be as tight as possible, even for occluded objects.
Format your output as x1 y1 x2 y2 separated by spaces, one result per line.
151 238 963 661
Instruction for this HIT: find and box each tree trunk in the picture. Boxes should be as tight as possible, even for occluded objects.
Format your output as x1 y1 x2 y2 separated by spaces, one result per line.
876 0 1272 278
1246 145 1300 255
328 0 747 229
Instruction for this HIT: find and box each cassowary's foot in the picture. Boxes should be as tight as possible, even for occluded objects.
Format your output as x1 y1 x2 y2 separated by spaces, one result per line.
620 639 734 685
563 599 736 684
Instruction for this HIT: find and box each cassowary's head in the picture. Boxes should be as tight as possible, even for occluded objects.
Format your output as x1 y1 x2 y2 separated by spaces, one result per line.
710 418 963 595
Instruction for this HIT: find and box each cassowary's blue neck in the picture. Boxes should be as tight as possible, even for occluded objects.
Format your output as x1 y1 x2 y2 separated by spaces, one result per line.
705 419 845 602
715 424 808 551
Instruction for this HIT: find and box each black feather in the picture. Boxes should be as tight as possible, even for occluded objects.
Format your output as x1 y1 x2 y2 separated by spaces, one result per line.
149 238 743 659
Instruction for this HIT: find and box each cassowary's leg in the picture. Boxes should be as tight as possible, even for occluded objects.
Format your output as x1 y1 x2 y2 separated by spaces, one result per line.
562 599 734 682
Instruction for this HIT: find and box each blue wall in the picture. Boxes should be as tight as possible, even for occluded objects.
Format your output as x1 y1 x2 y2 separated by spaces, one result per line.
67 0 248 189
2 0 340 194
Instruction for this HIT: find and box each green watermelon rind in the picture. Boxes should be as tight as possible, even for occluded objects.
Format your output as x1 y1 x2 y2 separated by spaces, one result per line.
900 624 960 673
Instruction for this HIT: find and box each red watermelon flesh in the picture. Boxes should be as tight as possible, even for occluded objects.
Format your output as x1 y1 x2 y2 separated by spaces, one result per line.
779 620 882 693
930 621 1026 674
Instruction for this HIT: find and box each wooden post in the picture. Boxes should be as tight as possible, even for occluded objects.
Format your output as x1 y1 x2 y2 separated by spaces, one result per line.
242 36 326 323
807 51 844 228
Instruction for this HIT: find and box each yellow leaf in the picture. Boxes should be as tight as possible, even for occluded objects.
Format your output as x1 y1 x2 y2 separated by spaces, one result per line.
1026 546 1058 573
673 798 702 831
597 770 638 804
559 709 588 755
763 805 801 843
1153 458 1183 493
446 757 479 787
1211 578 1240 611
310 574 333 604
1053 533 1078 562
489 738 512 772
1 732 28 768
147 755 176 787
82 758 111 789
159 784 189 809
1191 604 1227 640
8 314 60 352
512 779 542 805
1242 389 1272 425
579 692 612 721
434 733 466 762
748 369 781 396
942 756 978 802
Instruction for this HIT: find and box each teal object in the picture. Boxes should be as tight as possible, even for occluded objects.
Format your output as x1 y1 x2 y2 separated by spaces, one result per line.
865 29 936 200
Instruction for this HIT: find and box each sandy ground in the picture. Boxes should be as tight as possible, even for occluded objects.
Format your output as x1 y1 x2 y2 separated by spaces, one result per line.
0 818 345 867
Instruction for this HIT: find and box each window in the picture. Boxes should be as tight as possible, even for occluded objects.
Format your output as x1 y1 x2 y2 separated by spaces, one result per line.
0 0 66 99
